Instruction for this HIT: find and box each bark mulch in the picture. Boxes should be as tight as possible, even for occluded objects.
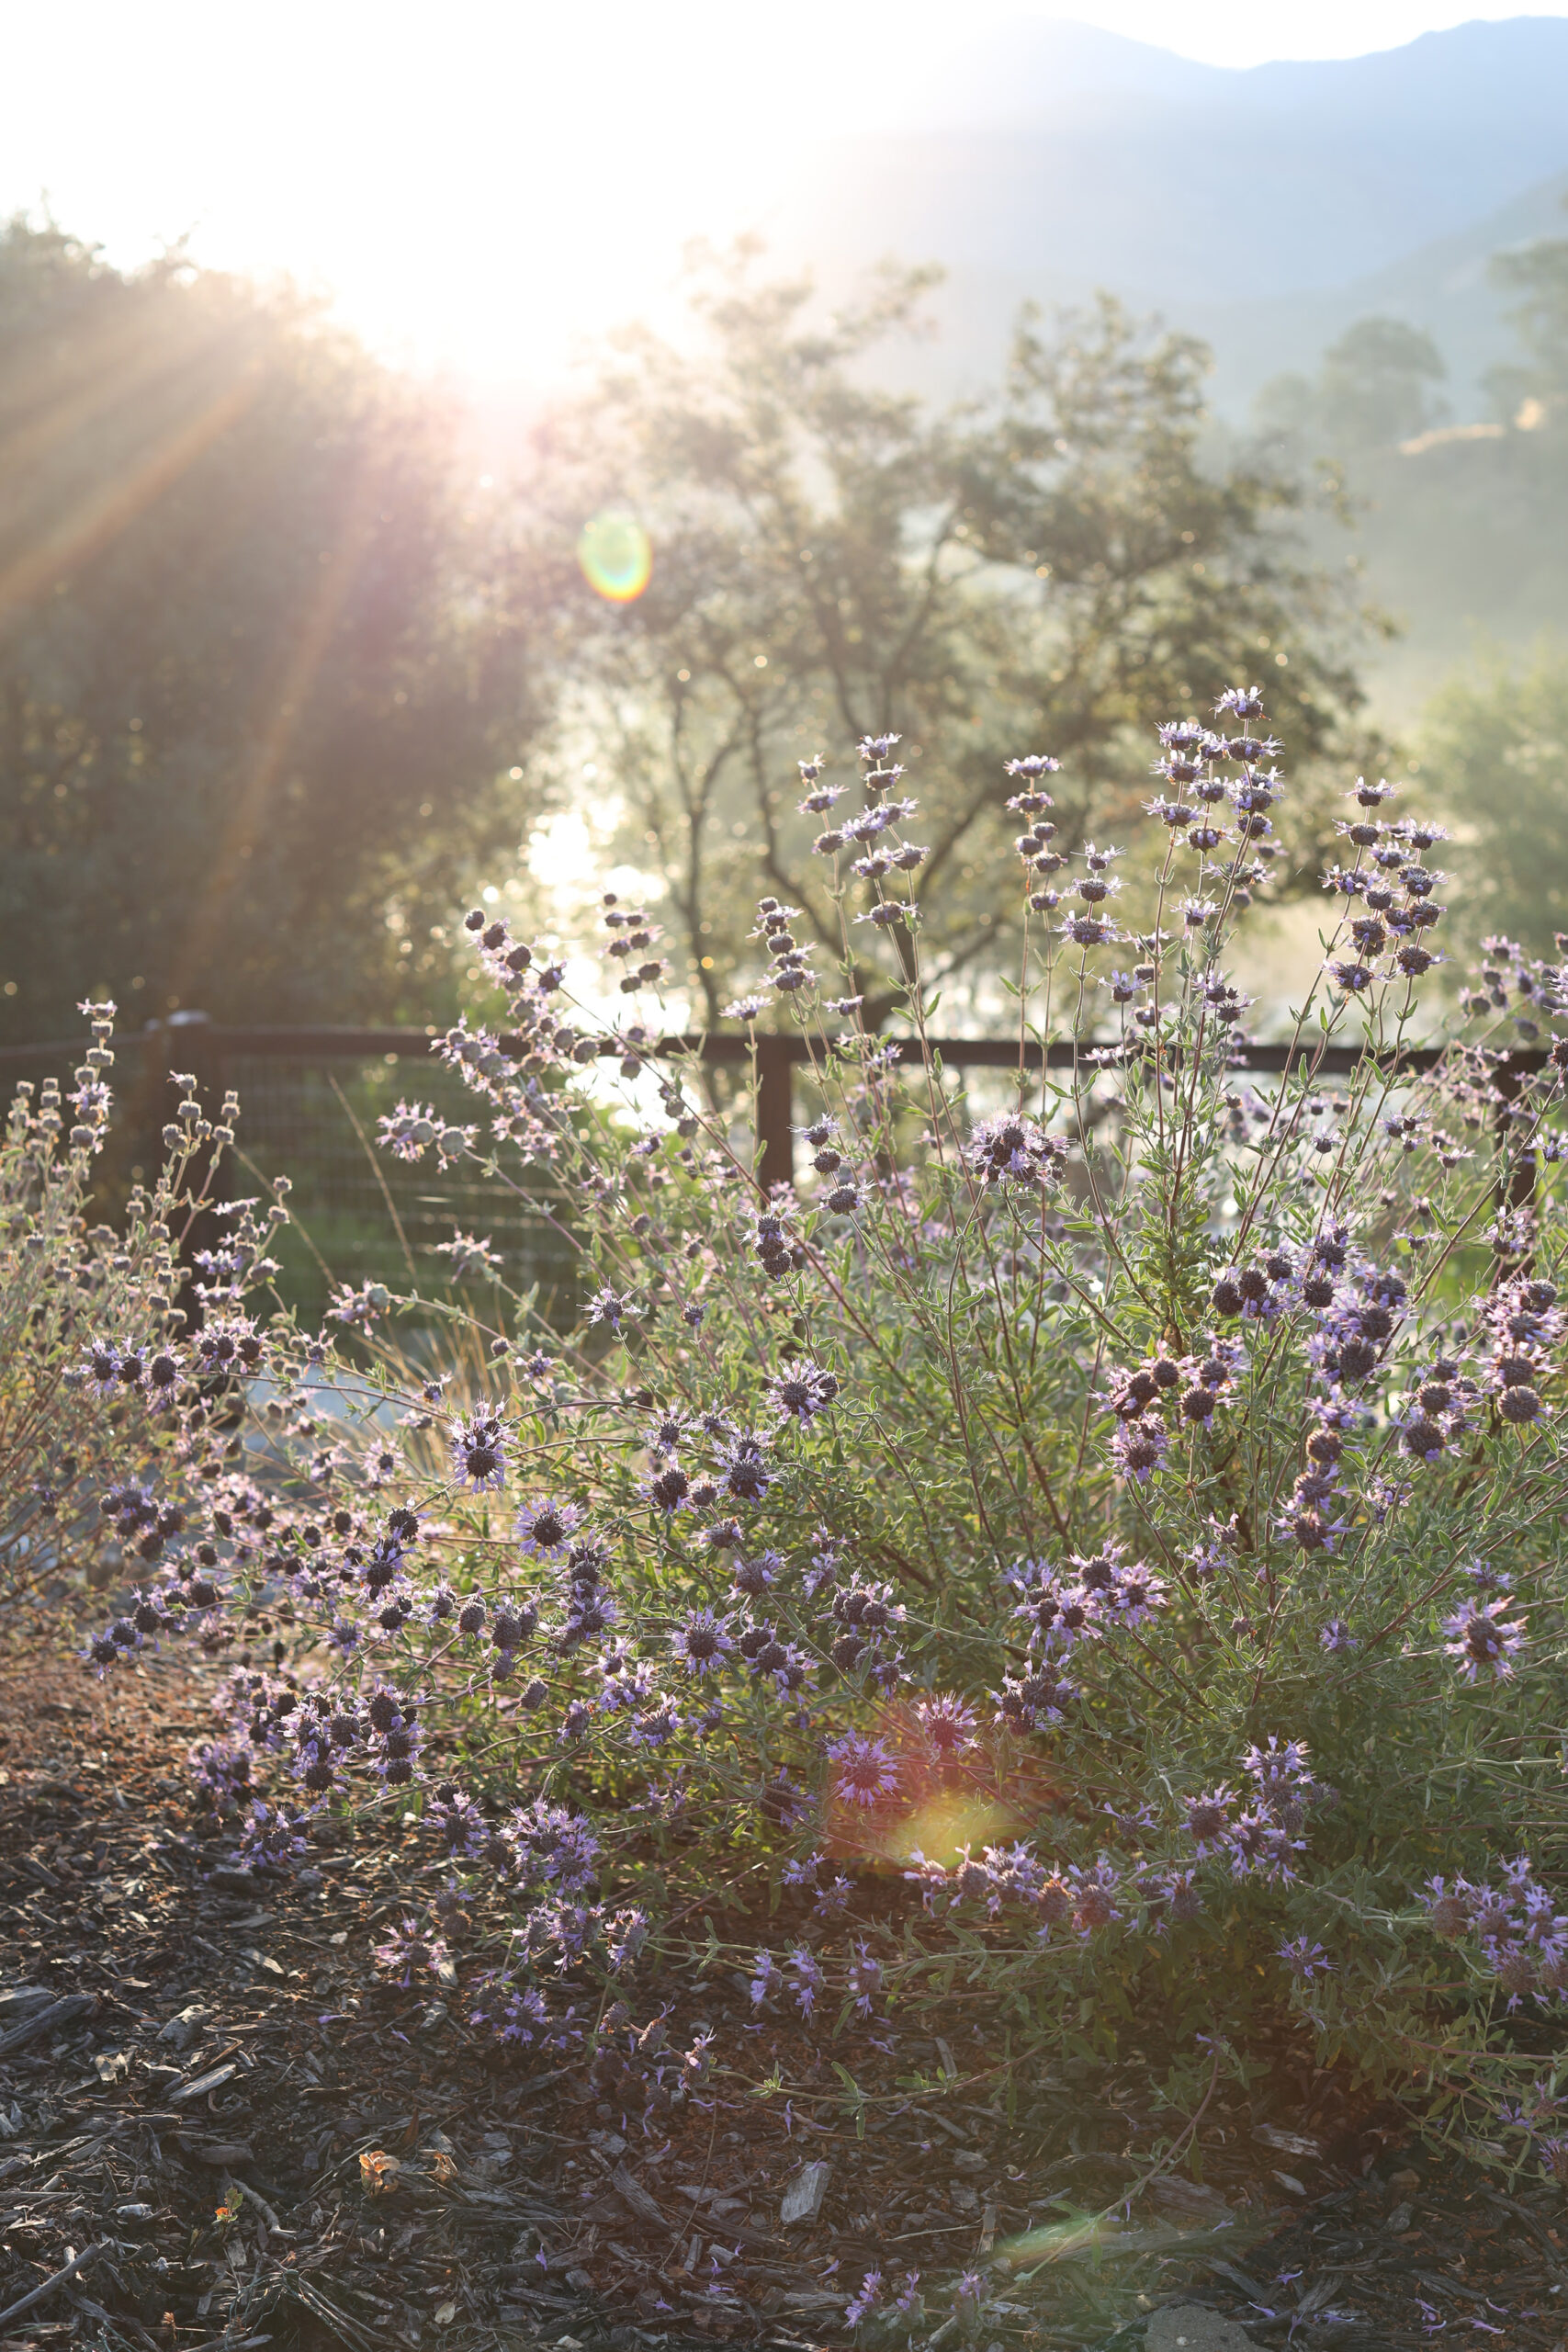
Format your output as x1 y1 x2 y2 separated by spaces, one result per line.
3 1611 1565 2352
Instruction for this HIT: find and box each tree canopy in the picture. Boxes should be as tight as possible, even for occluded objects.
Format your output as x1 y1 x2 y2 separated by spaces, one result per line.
517 249 1376 1023
1418 641 1568 965
1488 198 1568 422
1257 316 1449 453
0 220 543 1042
0 229 1385 1044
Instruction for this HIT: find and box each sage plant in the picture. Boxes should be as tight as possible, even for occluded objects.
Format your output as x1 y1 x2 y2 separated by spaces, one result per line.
81 691 1568 2178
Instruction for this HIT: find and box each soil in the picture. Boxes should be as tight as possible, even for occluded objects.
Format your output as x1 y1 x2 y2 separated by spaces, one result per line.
3 1608 1564 2352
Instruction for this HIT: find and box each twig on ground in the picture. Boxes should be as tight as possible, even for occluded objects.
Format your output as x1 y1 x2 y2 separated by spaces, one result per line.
0 2241 100 2330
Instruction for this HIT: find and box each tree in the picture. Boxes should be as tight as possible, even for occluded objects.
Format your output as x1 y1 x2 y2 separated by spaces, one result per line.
517 248 1377 1023
1419 640 1568 964
1488 199 1568 423
1317 318 1448 449
1256 316 1448 452
0 220 545 1043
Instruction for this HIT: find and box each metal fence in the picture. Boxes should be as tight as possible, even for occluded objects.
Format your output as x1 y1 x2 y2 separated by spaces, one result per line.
0 1021 581 1329
1 1018 1545 1324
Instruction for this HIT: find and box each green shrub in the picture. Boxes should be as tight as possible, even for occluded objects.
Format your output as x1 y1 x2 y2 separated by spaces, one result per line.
0 1011 285 1601
80 693 1568 2197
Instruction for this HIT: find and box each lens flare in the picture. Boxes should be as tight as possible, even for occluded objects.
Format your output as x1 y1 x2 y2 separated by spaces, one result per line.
815 1691 1062 1867
578 510 652 604
883 1792 1017 1868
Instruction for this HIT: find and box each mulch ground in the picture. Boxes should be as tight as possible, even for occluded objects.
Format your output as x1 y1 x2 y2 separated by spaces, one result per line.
3 1608 1566 2352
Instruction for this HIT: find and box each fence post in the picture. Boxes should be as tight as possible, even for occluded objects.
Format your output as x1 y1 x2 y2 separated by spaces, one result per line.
1490 1056 1538 1278
754 1035 795 1192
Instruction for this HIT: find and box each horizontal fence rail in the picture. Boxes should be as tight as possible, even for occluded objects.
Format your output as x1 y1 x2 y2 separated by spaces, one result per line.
5 1019 1547 1326
1 1019 1550 1198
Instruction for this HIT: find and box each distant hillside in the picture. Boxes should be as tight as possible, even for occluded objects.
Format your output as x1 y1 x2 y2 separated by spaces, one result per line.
764 15 1568 413
468 16 1568 719
1192 173 1568 418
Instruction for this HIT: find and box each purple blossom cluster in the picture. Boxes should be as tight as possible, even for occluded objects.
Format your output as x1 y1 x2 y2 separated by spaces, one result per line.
1102 1348 1236 1481
1423 1858 1568 2007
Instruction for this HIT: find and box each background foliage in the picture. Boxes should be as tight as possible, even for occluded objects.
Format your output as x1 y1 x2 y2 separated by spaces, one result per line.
0 220 542 1042
519 251 1377 1021
7 196 1568 1041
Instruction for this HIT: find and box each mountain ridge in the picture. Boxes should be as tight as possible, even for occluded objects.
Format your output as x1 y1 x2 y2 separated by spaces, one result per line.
765 14 1568 411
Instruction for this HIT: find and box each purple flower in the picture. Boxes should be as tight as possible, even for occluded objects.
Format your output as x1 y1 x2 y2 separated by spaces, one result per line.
1105 1556 1168 1624
433 1785 487 1859
82 1339 124 1396
1278 1935 1334 1981
844 2269 884 2325
1242 1735 1315 1805
773 1359 840 1423
825 1731 899 1808
785 1945 825 2018
371 1711 423 1788
1069 1855 1122 1934
914 1692 979 1759
450 1412 506 1490
628 1699 682 1747
891 2272 923 2321
584 1283 637 1331
186 1736 253 1799
766 1642 816 1697
846 1942 883 2016
1182 1786 1235 1854
514 1495 581 1556
718 1431 772 1506
671 1608 734 1676
507 1797 601 1891
1185 1519 1235 1578
1226 1811 1301 1883
374 1917 448 1987
966 1113 1068 1191
644 1407 691 1457
1150 1869 1203 1930
952 2269 989 2324
1442 1596 1526 1682
378 1099 440 1161
606 1907 649 1972
1111 1413 1169 1485
1420 1875 1474 1938
468 1975 553 2046
994 1665 1075 1730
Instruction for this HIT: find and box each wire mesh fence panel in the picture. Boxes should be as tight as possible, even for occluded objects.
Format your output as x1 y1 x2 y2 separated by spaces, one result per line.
0 1036 168 1230
221 1051 579 1332
5 1019 1537 1340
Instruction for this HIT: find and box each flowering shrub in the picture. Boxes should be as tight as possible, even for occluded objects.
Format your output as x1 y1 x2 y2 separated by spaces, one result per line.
78 693 1568 2187
0 1008 288 1604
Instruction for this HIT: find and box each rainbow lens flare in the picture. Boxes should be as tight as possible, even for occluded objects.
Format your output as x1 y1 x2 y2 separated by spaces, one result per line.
578 510 652 604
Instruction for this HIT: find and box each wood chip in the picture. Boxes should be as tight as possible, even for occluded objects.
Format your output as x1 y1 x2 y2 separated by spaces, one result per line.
611 2160 667 2226
0 1993 96 2055
0 1985 54 2019
169 2062 239 2104
186 2140 256 2169
1253 2123 1324 2159
779 2160 832 2225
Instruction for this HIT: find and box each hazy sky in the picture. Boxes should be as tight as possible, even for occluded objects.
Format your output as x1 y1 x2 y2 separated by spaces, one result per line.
2 2 1563 379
